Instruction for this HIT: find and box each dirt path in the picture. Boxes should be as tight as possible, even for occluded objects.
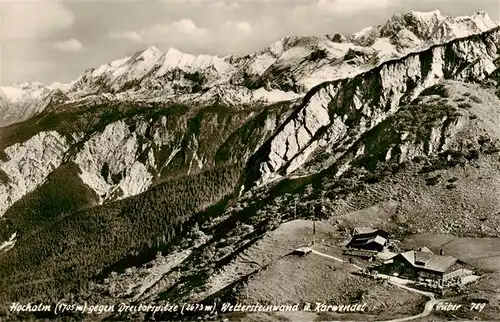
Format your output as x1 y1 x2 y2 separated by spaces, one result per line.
310 249 363 269
381 298 440 322
381 277 441 322
310 249 440 322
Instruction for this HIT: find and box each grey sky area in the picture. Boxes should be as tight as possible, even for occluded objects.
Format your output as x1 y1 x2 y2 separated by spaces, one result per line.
1 0 499 86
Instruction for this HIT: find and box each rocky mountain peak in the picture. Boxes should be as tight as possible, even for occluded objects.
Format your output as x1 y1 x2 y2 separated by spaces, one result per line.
264 34 301 58
381 9 445 39
327 33 346 43
356 10 498 48
129 46 163 64
141 45 162 56
245 27 500 187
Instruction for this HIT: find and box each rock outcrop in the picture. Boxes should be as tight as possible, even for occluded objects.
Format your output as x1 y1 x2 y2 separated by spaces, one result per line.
74 120 153 202
0 11 498 218
246 27 500 187
0 131 69 216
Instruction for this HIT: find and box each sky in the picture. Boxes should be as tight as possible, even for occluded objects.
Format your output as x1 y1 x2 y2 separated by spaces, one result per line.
0 0 499 86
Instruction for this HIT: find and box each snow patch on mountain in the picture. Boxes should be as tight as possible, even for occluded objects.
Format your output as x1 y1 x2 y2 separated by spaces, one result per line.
110 47 164 91
2 86 37 103
0 82 51 103
372 38 399 59
242 53 277 76
254 88 301 102
0 82 60 127
155 47 235 82
188 85 301 106
48 82 71 91
0 131 69 217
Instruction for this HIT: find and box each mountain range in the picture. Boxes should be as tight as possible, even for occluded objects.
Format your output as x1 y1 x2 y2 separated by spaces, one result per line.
1 10 497 127
0 9 500 321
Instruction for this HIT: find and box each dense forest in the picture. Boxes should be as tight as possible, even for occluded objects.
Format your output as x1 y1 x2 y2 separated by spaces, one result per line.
0 161 242 307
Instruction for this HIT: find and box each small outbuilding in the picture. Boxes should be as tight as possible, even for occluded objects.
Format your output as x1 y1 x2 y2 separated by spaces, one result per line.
346 228 389 252
293 247 313 256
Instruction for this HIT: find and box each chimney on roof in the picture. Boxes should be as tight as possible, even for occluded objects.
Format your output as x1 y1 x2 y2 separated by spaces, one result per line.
440 249 444 255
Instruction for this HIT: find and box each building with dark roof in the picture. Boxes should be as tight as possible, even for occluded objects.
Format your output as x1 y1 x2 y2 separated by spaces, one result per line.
346 228 389 252
381 249 472 284
352 227 390 239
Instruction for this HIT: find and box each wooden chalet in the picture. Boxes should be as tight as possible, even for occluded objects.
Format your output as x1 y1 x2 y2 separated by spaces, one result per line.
381 249 472 284
346 228 389 252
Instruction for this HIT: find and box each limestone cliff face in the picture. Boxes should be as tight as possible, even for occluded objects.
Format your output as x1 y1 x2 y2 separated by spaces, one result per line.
74 120 153 202
330 80 500 177
0 131 69 217
245 28 500 187
0 99 290 216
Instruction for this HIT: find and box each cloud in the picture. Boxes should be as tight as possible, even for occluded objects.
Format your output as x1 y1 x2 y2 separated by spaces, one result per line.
140 18 209 40
291 0 398 21
316 0 397 14
224 21 253 34
52 39 84 53
109 31 143 43
210 1 241 10
171 19 209 36
2 1 75 39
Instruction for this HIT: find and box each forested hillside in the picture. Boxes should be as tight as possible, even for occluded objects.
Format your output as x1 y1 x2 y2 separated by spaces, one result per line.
0 163 241 306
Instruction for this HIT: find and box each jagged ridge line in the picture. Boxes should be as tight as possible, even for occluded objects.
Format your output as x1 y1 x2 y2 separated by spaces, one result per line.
306 25 500 101
250 26 500 157
247 26 500 185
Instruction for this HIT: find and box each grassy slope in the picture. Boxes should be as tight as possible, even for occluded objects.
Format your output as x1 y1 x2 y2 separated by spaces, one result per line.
229 221 425 321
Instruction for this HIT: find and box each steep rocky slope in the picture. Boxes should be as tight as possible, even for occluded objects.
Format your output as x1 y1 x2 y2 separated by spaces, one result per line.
0 99 297 217
245 27 500 187
1 22 498 220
